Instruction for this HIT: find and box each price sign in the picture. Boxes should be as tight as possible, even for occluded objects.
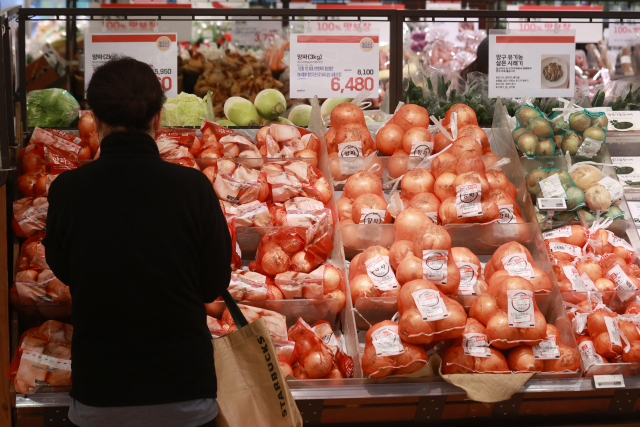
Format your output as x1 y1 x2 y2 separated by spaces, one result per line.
609 22 640 48
290 33 379 99
232 21 282 46
85 33 178 98
489 30 575 99
594 374 625 389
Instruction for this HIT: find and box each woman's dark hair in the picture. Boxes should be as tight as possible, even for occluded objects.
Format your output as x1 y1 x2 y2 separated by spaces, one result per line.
86 57 165 132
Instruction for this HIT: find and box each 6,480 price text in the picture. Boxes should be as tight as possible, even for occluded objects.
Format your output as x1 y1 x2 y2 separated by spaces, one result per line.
331 76 375 94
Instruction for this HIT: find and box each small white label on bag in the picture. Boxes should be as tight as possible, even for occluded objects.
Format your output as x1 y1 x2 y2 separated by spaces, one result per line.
410 140 433 158
604 316 622 347
549 242 582 257
371 325 404 357
338 140 363 175
537 198 567 211
422 250 448 285
501 253 536 280
576 137 604 158
533 335 561 359
607 265 638 291
365 255 399 291
580 273 599 292
579 339 604 371
539 174 566 199
457 262 479 295
606 232 635 251
507 289 535 328
359 209 386 225
598 176 624 202
543 226 573 240
412 289 449 321
455 184 483 218
572 311 589 335
497 205 516 224
462 333 491 357
594 374 625 389
563 265 586 292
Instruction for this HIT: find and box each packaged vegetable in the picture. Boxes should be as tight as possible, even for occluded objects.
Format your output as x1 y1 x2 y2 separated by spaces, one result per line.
26 89 80 128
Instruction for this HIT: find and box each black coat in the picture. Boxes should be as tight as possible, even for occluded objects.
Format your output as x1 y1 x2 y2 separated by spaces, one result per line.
43 132 231 407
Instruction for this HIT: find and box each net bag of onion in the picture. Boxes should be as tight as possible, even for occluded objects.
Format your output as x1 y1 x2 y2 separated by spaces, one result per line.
310 321 354 378
274 263 347 313
256 122 321 162
361 320 430 379
8 320 73 394
13 197 48 239
511 105 556 158
483 242 552 295
288 318 349 379
221 304 288 341
223 201 273 227
270 197 336 228
198 119 263 162
227 271 285 302
262 161 333 205
549 108 607 158
214 161 268 205
11 233 71 307
206 316 231 338
526 167 586 212
273 339 298 378
249 219 333 278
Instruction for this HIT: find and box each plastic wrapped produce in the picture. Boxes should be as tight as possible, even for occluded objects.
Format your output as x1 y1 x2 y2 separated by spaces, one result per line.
26 89 79 128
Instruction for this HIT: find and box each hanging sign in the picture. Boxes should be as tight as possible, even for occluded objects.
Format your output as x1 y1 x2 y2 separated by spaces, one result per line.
488 30 575 99
232 21 282 46
609 22 640 48
84 33 178 98
290 32 379 99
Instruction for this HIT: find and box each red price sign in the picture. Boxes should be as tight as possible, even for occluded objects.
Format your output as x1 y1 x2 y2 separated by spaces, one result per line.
330 76 375 94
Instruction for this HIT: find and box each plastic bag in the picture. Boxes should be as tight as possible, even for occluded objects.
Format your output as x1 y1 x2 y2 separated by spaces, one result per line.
221 304 288 341
228 270 269 301
262 161 333 205
8 320 73 394
26 89 80 128
223 201 273 227
256 123 321 160
224 216 242 270
13 197 48 238
549 108 608 158
214 161 267 205
526 167 586 211
288 318 335 379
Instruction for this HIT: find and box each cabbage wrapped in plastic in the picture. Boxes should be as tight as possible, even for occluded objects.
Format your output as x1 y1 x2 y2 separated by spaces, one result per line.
26 89 80 127
161 92 213 127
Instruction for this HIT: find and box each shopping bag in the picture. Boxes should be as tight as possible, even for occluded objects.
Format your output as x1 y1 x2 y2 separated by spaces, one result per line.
214 290 303 427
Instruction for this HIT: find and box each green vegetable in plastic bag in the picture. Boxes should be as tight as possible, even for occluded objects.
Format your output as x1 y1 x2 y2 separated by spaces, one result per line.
161 92 213 127
27 88 79 127
525 167 586 211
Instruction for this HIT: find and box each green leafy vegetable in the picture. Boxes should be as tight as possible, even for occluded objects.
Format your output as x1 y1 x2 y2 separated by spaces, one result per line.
26 89 79 127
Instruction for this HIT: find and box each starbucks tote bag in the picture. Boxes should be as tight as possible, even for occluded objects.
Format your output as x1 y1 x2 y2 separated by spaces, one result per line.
213 290 303 427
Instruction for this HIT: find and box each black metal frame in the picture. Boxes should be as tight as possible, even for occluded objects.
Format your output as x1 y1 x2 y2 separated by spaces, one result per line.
14 7 640 138
0 7 18 171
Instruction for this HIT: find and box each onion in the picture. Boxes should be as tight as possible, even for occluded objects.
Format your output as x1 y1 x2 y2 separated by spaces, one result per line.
389 240 415 270
362 344 396 378
352 194 391 224
401 127 434 155
344 171 383 199
393 343 428 375
336 123 375 154
408 193 441 220
303 349 334 379
585 185 612 212
451 136 483 158
324 289 346 313
439 197 468 226
291 250 320 273
413 224 452 253
529 117 553 139
456 155 486 177
469 293 499 326
394 104 431 132
331 102 366 127
365 320 399 344
441 346 474 374
458 125 490 153
536 139 555 156
512 127 527 143
451 247 481 269
561 132 583 156
530 267 552 293
516 106 542 127
340 219 360 249
593 229 614 254
453 171 491 194
526 169 548 195
325 127 338 154
451 318 487 347
401 168 435 201
350 274 380 302
437 254 461 295
576 259 603 282
276 234 305 255
361 246 391 265
485 170 508 192
348 253 364 280
434 297 467 339
570 165 603 191
600 254 629 276
443 104 478 130
397 279 440 313
399 307 435 344
488 189 520 215
323 264 344 293
619 320 640 342
433 131 453 154
336 195 354 221
431 152 458 179
262 246 290 276
395 208 432 241
376 124 405 156
492 242 535 270
623 342 640 363
434 173 457 203
505 182 518 202
587 311 616 338
516 132 539 156
593 331 622 358
486 310 521 349
569 112 592 132
388 149 410 178
475 349 509 372
508 346 543 372
396 256 424 286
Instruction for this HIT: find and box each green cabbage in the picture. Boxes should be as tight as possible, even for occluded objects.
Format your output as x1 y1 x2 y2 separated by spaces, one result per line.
26 89 80 127
161 92 212 127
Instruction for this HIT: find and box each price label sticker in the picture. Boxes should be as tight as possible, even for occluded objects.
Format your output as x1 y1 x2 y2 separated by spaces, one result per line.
457 262 479 295
290 32 379 99
455 184 483 218
507 289 535 328
338 141 364 175
365 255 399 291
422 250 448 285
598 176 624 202
231 20 282 46
410 140 433 158
533 335 561 359
537 198 567 211
608 265 639 291
462 333 491 357
412 289 449 321
359 209 386 225
539 174 566 199
576 137 604 158
501 253 536 280
371 325 404 357
594 374 625 389
85 33 178 98
542 226 572 240
579 339 604 371
550 242 582 258
497 204 516 224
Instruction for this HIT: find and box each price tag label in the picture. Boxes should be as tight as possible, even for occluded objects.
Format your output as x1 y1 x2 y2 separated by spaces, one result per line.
537 198 567 211
594 374 625 389
462 333 491 357
365 255 399 291
507 289 535 328
290 33 379 99
412 289 449 321
85 33 178 98
232 20 282 46
371 325 404 357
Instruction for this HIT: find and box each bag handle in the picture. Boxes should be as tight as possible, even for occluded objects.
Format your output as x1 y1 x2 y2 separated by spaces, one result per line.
220 290 249 328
